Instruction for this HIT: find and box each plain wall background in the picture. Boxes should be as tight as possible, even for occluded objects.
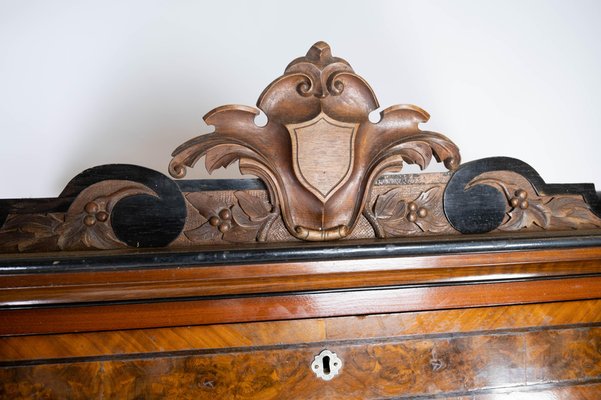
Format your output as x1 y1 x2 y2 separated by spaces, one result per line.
1 0 600 199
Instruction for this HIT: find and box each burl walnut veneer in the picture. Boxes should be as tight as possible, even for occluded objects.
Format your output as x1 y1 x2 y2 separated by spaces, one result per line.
1 42 601 399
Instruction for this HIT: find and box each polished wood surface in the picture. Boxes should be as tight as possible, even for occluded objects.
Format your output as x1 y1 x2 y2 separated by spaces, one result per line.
1 300 599 362
1 41 601 399
2 302 600 399
3 245 601 307
3 275 601 336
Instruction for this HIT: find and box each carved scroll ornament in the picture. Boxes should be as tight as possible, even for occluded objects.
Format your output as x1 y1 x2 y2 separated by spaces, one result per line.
169 42 460 241
2 42 601 254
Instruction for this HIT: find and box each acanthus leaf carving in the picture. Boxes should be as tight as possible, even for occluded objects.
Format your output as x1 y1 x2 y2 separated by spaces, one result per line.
169 42 460 241
0 213 63 253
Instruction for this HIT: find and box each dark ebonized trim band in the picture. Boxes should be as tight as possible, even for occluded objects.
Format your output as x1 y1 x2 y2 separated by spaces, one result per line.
175 178 266 191
1 230 600 274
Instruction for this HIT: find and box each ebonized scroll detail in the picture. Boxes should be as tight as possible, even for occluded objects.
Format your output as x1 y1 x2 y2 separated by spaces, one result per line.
0 165 186 252
444 157 601 234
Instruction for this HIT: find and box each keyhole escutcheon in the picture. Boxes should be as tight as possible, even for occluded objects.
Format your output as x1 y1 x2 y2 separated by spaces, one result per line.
311 349 342 381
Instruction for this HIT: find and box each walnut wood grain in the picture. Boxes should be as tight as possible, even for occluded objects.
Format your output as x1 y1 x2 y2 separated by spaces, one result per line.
2 299 600 362
0 362 102 399
443 383 601 399
2 275 601 336
526 327 601 384
3 326 601 399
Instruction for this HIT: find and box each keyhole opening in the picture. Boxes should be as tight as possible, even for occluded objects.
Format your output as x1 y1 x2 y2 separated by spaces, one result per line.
322 355 331 375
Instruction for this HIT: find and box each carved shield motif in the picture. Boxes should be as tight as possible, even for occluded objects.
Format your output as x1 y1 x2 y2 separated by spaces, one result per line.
287 113 358 202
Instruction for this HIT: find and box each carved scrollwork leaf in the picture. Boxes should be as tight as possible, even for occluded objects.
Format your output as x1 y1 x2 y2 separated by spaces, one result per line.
413 187 453 233
186 221 221 242
545 197 601 229
235 191 271 220
373 188 406 219
467 172 601 231
169 42 460 241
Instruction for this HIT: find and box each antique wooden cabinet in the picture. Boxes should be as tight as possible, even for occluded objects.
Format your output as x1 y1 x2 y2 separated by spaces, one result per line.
1 42 601 399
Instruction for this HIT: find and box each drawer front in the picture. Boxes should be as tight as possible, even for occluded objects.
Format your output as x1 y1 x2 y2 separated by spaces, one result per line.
2 300 601 399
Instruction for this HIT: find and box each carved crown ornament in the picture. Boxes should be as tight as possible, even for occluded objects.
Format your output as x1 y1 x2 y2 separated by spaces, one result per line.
169 42 460 241
1 41 600 253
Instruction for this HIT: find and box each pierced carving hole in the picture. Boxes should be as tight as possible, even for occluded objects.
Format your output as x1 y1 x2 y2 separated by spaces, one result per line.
368 108 383 123
254 110 268 127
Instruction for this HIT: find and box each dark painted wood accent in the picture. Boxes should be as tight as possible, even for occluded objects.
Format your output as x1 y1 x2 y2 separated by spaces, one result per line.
445 157 601 233
61 164 187 248
2 230 601 274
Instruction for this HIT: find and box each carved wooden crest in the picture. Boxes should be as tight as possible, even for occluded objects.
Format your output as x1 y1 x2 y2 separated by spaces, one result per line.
2 41 600 253
169 42 461 241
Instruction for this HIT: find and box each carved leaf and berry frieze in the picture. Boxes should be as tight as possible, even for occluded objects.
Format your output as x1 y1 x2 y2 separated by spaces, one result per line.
365 186 455 238
184 191 279 244
444 157 601 234
0 181 160 252
466 172 601 231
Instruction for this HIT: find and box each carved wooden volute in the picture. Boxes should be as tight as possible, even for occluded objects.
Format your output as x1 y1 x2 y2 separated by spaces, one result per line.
169 42 461 241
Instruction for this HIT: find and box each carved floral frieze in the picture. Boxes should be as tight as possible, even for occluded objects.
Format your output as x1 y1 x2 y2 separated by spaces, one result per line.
365 186 455 237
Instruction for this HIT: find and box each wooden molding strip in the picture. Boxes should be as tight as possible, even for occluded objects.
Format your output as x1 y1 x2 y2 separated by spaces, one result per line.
2 299 600 362
2 276 601 336
2 246 601 306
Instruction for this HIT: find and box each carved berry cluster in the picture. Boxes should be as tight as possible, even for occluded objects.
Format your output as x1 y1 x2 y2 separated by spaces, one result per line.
208 208 233 233
83 201 109 226
509 190 529 210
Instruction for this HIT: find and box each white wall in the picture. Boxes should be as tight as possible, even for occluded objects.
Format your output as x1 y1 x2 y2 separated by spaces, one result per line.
1 0 600 199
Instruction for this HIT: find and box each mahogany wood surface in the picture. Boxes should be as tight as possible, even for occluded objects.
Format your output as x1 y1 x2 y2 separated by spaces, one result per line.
2 245 601 306
2 275 601 336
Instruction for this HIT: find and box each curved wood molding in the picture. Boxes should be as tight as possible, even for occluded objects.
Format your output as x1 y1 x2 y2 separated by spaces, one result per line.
169 41 460 241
